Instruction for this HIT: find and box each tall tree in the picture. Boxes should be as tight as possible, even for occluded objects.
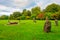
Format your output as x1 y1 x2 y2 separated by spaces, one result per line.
56 11 60 19
26 10 31 16
22 9 31 19
0 15 8 20
10 12 22 19
31 6 41 18
22 9 27 16
44 3 60 13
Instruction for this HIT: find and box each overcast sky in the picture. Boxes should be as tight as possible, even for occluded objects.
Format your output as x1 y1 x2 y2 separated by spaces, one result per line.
0 0 60 15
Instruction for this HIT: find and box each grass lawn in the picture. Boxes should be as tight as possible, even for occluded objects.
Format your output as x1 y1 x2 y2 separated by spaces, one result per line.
0 20 60 40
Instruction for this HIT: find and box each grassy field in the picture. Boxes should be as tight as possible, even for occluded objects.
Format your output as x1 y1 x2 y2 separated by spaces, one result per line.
0 20 60 40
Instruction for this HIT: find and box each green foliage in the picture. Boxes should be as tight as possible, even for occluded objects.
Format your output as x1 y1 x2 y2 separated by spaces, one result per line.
31 6 41 19
0 3 60 20
45 12 52 19
0 15 8 20
26 10 31 16
20 15 26 20
9 12 22 20
31 14 36 19
56 11 60 19
31 6 41 16
9 14 14 20
26 16 30 20
51 13 58 20
13 12 21 18
44 3 60 13
22 9 27 16
22 9 31 20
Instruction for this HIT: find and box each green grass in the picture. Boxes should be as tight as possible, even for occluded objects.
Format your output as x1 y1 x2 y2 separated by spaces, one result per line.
0 20 60 40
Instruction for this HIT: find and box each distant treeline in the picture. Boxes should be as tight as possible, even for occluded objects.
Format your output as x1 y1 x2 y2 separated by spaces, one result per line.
0 3 60 20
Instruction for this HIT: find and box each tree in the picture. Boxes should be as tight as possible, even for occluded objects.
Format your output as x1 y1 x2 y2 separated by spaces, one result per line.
10 12 22 20
26 10 31 16
22 9 27 16
9 14 14 20
22 9 31 19
26 16 30 19
56 11 60 20
26 10 31 19
22 9 31 16
13 12 21 18
51 13 58 20
44 3 60 13
0 15 9 20
31 6 41 18
37 13 45 20
44 12 52 19
20 15 26 20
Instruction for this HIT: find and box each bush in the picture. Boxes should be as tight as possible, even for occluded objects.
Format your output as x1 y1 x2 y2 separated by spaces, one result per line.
20 15 26 20
37 13 44 20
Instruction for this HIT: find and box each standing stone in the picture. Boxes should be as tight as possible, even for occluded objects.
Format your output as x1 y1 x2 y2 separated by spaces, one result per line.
55 18 58 26
44 17 51 33
33 18 36 23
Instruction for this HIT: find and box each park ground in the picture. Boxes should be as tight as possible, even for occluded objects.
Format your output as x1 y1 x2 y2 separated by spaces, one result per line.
0 20 60 40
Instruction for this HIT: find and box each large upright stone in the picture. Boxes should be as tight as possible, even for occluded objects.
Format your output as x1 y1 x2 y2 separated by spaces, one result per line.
44 17 51 33
55 18 58 26
33 18 36 23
